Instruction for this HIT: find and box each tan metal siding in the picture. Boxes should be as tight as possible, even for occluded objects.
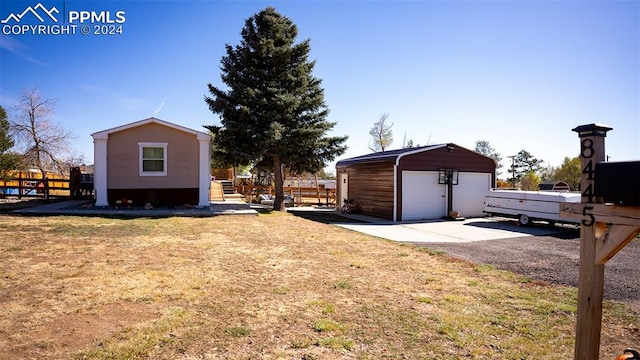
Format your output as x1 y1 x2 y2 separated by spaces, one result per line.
107 123 199 189
337 161 395 220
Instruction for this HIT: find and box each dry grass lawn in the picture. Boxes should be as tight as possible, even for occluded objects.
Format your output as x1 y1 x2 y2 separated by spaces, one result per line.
0 212 638 359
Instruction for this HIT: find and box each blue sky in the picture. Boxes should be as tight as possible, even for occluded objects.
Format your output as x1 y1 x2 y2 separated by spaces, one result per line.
1 0 638 177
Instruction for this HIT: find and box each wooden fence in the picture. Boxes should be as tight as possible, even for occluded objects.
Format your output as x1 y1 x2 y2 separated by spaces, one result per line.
287 187 336 206
235 185 336 206
0 171 71 198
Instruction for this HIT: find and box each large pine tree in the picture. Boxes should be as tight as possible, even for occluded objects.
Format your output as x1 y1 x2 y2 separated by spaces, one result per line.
0 106 13 154
205 7 347 211
0 105 20 181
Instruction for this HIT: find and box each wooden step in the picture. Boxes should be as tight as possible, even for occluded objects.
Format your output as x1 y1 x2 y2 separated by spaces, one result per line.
220 180 234 194
223 193 245 203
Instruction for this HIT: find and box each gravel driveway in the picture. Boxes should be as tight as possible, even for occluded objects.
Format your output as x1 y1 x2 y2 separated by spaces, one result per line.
414 229 640 310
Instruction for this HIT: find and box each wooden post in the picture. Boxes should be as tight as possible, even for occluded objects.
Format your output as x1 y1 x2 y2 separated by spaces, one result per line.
314 173 321 206
572 123 611 360
18 173 23 199
565 127 640 360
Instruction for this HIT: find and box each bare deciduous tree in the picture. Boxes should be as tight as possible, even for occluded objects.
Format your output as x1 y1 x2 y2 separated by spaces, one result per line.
369 113 393 152
402 132 423 149
11 87 74 198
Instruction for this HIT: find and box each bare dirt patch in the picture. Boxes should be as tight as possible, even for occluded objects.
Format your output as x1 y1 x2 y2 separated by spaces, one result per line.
0 214 638 359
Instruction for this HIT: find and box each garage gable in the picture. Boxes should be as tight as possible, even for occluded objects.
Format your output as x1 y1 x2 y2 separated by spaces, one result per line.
397 144 495 173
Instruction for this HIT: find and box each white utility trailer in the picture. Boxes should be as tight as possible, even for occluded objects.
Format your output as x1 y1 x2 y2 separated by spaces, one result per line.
483 189 581 226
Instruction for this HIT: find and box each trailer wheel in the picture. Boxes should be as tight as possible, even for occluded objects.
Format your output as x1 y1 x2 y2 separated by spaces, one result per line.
518 214 530 226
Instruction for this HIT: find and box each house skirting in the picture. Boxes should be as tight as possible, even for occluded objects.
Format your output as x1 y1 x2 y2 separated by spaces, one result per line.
108 188 199 208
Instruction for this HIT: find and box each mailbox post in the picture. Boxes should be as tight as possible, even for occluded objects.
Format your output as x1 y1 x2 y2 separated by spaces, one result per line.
572 124 610 359
559 124 640 360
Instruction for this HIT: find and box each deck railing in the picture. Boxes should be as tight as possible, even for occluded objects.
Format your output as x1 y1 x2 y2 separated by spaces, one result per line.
235 185 336 206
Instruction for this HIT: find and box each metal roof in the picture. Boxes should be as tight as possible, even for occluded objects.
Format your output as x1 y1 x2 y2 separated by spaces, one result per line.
335 144 447 167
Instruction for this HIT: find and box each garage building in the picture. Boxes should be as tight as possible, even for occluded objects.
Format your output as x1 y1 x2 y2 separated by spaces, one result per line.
335 143 496 221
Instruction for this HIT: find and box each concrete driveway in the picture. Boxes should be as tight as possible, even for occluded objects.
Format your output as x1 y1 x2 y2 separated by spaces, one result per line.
336 217 577 243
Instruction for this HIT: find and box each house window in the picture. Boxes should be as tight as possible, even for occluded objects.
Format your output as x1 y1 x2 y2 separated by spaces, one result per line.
139 142 168 176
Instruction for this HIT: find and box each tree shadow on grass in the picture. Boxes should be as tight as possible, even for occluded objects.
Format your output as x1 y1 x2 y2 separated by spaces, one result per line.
288 210 368 225
0 198 63 213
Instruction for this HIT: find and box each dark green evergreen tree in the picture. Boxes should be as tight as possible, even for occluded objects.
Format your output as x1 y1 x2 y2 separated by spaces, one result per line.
0 106 12 152
204 7 348 210
0 105 20 181
474 140 503 176
508 149 543 184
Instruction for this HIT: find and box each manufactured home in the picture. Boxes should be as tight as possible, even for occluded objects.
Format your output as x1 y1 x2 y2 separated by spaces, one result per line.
92 117 211 208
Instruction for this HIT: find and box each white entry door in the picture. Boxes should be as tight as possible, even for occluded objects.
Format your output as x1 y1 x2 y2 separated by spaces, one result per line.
339 173 348 206
401 171 446 221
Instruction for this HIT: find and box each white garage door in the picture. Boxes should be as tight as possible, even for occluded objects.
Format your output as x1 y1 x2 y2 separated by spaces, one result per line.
402 171 446 221
452 172 491 218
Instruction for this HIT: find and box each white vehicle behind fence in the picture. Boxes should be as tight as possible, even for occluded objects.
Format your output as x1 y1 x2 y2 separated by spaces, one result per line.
483 189 581 226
